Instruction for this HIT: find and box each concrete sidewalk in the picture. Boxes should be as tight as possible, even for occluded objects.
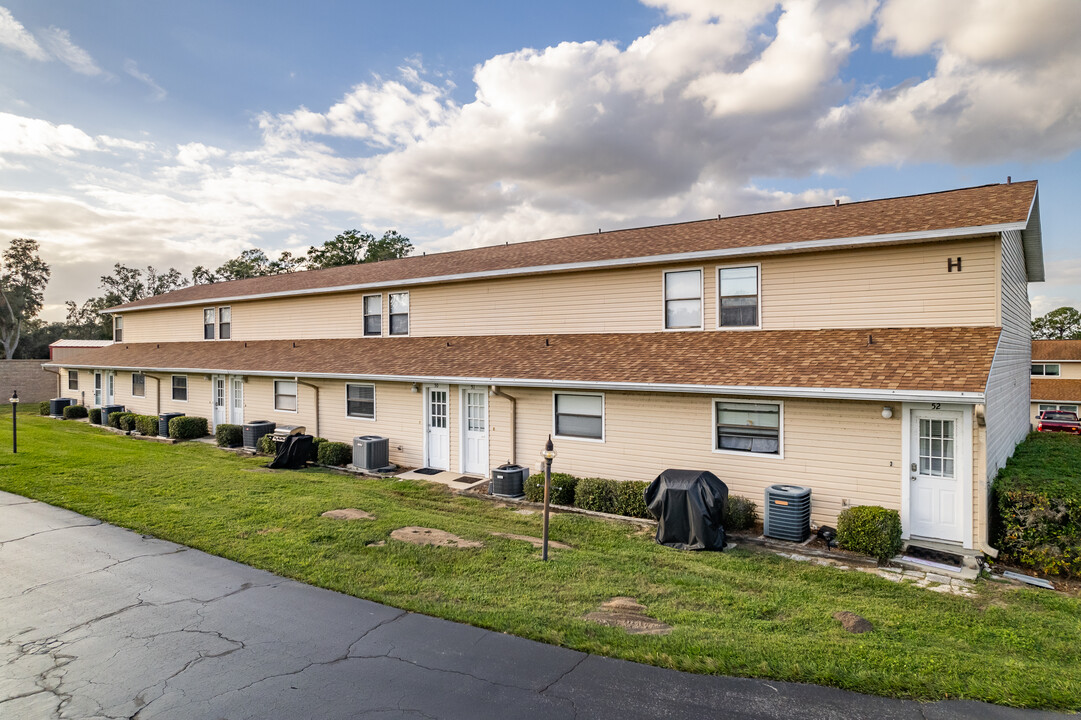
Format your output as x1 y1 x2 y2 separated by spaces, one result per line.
0 491 1068 719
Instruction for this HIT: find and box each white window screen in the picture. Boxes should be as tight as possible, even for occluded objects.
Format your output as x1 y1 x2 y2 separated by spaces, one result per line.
716 401 779 454
347 384 375 418
555 393 603 439
664 270 701 329
274 380 298 412
719 266 758 327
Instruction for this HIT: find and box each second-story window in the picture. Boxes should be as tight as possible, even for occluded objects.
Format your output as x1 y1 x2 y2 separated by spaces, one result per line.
363 295 382 336
389 292 409 336
114 315 123 342
203 308 215 340
219 307 231 339
663 270 702 330
1031 364 1061 376
718 266 759 328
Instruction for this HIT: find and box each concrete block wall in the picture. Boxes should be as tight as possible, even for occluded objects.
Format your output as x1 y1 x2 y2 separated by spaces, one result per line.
0 360 58 403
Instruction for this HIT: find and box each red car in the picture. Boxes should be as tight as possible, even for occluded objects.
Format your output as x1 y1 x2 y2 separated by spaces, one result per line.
1036 410 1081 435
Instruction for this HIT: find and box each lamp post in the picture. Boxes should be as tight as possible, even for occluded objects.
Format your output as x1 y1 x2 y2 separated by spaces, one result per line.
9 390 18 454
541 434 557 561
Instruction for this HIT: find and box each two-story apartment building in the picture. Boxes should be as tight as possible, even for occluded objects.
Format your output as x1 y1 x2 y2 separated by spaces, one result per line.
45 181 1044 555
1031 339 1081 423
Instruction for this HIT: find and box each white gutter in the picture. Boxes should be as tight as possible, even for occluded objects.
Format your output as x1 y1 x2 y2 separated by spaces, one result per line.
102 221 1026 315
42 362 985 403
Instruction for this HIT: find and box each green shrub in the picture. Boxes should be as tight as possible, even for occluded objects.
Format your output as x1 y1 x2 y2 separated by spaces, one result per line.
257 433 276 454
575 477 618 514
309 437 327 463
88 408 101 423
614 480 651 518
134 415 158 436
118 413 137 431
39 401 50 415
524 472 578 506
317 441 351 466
837 505 903 562
992 433 1081 577
724 495 759 531
63 404 88 420
169 415 208 440
108 411 125 428
215 423 243 447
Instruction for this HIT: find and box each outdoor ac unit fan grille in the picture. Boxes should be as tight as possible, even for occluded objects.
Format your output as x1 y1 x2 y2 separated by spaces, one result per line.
763 484 811 542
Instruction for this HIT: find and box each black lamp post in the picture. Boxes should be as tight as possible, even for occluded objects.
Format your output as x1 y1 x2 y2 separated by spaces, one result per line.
9 390 18 454
541 434 557 561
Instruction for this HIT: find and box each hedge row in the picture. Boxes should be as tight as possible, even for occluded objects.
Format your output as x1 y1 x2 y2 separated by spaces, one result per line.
836 505 903 562
216 424 243 447
523 472 759 528
134 415 158 436
168 416 208 440
63 404 88 419
39 401 50 415
88 408 101 423
992 433 1081 577
318 441 351 466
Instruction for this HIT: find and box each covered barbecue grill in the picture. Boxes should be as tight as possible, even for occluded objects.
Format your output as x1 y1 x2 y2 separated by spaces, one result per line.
644 469 729 551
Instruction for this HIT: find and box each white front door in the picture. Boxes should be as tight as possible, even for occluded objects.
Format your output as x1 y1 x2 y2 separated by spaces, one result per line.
212 376 228 430
105 372 115 405
425 386 450 470
231 377 244 425
93 372 102 406
909 410 964 543
461 388 488 476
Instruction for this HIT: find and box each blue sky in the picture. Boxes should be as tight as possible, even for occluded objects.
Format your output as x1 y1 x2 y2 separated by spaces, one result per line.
1 0 1078 320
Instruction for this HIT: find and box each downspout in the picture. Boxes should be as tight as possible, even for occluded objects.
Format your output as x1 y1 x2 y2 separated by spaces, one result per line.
297 378 320 438
489 386 516 465
974 404 999 559
147 374 161 415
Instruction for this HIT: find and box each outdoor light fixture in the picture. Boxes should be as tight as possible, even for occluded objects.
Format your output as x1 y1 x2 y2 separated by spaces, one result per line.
540 435 558 561
9 389 18 454
411 382 419 393
881 406 893 420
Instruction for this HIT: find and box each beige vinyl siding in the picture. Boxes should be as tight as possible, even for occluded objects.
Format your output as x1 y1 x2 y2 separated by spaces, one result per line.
983 230 1032 483
509 389 903 528
58 368 93 406
117 237 999 343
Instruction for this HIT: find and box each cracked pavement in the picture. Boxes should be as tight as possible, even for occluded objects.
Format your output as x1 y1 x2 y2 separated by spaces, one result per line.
0 491 1069 719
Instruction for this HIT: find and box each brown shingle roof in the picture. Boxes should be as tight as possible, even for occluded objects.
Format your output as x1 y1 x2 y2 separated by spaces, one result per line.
1032 340 1081 361
1031 379 1081 403
51 327 1000 395
110 181 1037 312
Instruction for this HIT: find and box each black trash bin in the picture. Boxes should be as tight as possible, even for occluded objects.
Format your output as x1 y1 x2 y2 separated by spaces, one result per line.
644 469 729 551
159 412 185 437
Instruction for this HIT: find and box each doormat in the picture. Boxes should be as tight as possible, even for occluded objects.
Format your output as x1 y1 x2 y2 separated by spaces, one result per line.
414 467 443 475
903 545 963 568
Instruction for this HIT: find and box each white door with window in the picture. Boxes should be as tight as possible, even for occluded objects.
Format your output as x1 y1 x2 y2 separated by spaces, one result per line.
425 386 450 470
909 410 964 543
231 377 244 426
212 376 228 430
105 372 115 405
93 372 102 406
461 388 488 476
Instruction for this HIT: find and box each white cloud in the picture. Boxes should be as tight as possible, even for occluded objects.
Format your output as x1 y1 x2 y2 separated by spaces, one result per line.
0 5 46 60
124 59 166 101
0 112 98 156
40 26 106 77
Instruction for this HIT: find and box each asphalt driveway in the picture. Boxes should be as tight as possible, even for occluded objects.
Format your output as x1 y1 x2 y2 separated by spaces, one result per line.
0 491 1068 719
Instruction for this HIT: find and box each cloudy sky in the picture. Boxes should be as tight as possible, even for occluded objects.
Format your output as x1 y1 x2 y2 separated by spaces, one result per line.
1 0 1079 321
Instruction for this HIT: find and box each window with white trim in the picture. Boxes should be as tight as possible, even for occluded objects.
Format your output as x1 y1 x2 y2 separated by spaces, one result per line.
554 393 604 440
132 373 146 397
1031 364 1061 376
363 295 382 336
274 380 298 412
663 270 701 329
114 315 124 342
68 370 79 390
346 383 375 419
714 400 780 455
718 266 759 327
1039 404 1078 414
171 375 188 401
389 292 409 335
218 306 231 340
203 308 215 340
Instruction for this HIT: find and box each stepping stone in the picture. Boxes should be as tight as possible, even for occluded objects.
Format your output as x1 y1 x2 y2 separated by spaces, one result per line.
491 532 571 550
584 597 671 635
321 508 374 521
390 526 483 548
833 611 873 634
513 509 537 515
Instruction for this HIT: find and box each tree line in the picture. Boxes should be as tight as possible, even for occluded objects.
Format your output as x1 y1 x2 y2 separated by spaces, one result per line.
1 230 412 358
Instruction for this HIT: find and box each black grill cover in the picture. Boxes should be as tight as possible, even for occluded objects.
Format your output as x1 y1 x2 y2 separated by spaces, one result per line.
644 469 729 550
268 434 314 470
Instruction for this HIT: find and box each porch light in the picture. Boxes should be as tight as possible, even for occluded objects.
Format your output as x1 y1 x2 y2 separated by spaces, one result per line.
411 382 419 393
881 406 893 420
540 435 557 561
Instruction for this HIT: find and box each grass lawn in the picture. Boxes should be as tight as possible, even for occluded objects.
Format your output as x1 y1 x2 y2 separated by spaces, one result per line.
2 411 1080 710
